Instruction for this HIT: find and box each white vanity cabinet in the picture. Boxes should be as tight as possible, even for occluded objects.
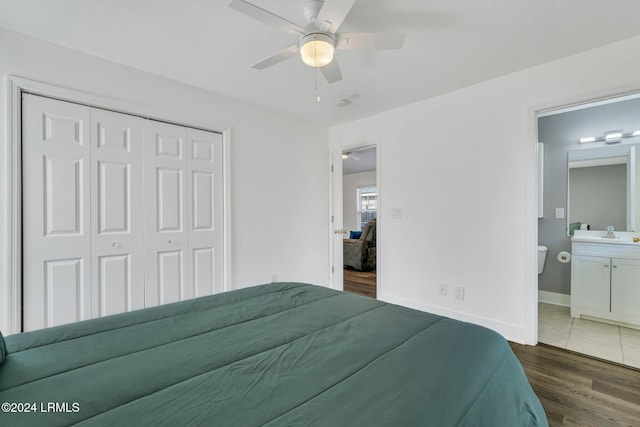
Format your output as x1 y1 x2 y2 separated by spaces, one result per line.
571 241 640 326
610 258 640 319
571 255 612 314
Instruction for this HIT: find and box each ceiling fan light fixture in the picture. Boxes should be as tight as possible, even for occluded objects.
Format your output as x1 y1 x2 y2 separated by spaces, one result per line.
299 33 335 67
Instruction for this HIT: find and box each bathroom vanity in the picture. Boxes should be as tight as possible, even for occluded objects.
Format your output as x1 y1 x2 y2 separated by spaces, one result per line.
571 230 640 327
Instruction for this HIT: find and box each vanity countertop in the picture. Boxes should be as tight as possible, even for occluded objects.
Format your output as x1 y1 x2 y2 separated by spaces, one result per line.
572 230 640 245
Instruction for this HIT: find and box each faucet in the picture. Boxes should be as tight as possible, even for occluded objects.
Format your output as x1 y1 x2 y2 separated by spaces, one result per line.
604 225 616 238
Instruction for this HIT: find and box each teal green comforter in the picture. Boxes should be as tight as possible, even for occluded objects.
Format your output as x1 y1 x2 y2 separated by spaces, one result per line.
0 283 547 426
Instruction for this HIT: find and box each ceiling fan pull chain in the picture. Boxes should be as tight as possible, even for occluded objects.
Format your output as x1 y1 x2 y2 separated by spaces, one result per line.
315 67 321 103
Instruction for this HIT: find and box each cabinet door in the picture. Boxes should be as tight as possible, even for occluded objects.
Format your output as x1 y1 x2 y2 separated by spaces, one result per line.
611 258 640 318
571 255 611 313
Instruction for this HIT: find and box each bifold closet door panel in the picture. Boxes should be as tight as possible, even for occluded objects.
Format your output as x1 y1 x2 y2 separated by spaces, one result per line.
22 95 146 331
143 120 190 306
143 122 224 306
187 128 224 297
22 94 92 331
90 108 144 317
23 94 225 329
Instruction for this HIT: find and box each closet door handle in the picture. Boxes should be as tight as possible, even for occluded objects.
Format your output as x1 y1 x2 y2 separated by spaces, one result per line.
604 264 609 268
112 242 120 248
613 265 618 268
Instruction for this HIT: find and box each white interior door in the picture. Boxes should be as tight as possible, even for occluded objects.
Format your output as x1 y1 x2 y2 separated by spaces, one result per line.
331 151 344 290
90 108 144 317
23 94 225 330
144 120 189 306
143 122 224 305
22 94 92 331
187 128 224 297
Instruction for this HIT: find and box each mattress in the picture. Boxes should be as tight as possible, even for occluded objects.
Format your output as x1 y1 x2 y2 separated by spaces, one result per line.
0 282 547 426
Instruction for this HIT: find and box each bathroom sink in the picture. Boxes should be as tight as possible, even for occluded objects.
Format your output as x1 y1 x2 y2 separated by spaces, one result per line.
572 230 640 245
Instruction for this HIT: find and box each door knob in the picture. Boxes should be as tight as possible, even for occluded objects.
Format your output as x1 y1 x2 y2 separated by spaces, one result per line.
334 229 347 235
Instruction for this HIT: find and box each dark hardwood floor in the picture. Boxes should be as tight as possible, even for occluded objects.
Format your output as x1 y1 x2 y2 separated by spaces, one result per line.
510 342 640 426
343 268 376 299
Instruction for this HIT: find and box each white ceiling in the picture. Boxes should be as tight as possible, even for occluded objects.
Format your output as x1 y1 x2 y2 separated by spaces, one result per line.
2 0 640 126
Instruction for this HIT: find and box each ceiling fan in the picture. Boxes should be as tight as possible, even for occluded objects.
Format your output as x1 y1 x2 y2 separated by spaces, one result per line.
228 0 406 84
342 151 360 160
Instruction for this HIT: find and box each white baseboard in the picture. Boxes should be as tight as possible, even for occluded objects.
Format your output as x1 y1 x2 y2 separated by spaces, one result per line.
538 290 570 307
378 292 533 345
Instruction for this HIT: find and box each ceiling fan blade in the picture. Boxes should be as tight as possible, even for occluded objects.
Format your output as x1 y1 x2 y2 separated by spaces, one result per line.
228 0 306 36
335 32 406 50
315 0 357 33
321 59 342 84
251 45 300 70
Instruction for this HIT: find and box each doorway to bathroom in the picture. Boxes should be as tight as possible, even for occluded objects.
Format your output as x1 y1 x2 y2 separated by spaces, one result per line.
537 92 640 368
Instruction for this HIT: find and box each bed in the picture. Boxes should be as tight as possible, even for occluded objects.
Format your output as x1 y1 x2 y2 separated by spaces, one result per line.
0 282 547 426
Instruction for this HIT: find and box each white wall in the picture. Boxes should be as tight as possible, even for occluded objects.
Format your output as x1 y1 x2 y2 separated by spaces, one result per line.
330 35 640 344
343 171 376 234
0 28 330 334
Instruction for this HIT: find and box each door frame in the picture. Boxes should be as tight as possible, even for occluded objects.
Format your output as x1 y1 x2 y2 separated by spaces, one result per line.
1 76 232 334
531 87 640 345
329 138 381 293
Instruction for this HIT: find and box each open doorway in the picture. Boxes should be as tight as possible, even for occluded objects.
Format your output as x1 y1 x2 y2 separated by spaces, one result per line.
537 92 640 368
339 146 378 298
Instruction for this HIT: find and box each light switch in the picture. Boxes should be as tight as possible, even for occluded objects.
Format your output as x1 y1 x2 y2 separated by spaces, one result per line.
392 208 402 219
555 208 565 219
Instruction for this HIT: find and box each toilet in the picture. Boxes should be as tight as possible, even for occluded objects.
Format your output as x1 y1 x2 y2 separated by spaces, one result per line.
538 245 548 274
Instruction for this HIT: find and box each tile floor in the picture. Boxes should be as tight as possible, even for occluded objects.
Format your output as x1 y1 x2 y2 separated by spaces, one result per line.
538 302 640 368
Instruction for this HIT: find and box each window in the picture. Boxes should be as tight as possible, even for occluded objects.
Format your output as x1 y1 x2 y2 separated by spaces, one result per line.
357 186 377 230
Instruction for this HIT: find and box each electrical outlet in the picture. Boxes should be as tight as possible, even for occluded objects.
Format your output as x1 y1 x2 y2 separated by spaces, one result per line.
455 287 465 300
439 284 447 296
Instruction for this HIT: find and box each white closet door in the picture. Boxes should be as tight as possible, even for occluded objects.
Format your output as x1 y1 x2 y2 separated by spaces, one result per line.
143 122 224 306
23 95 225 329
22 94 92 331
144 120 190 306
187 128 224 297
90 108 144 317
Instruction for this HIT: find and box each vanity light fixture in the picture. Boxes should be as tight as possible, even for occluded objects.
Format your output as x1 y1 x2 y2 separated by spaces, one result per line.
579 129 640 144
579 137 596 143
605 131 623 144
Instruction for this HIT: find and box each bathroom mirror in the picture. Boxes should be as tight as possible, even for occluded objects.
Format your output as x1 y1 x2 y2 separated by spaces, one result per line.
567 144 639 235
